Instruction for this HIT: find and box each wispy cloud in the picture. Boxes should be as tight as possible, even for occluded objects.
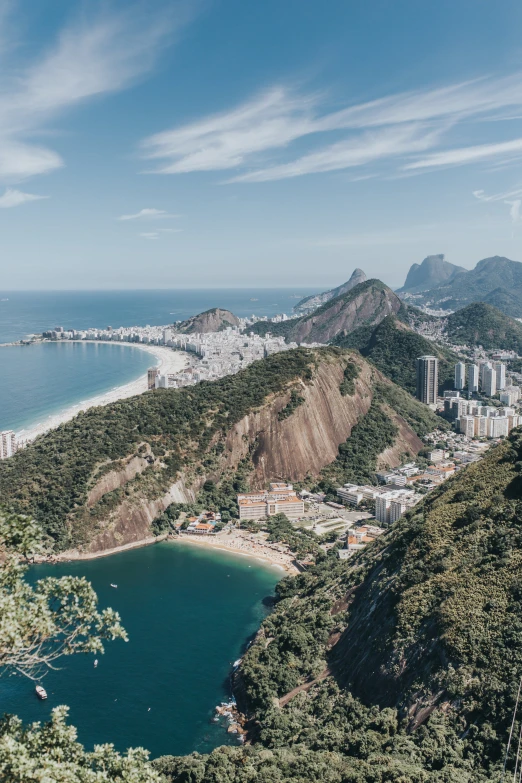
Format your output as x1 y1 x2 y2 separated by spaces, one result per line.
118 208 179 221
0 187 48 208
405 137 522 171
139 232 159 239
141 72 522 181
473 187 522 223
0 3 189 183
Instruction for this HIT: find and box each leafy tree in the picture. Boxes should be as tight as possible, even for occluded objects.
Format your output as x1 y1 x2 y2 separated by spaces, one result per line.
0 511 127 680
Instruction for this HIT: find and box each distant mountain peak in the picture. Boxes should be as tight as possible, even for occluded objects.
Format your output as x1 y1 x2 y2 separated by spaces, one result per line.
293 268 367 314
398 254 465 294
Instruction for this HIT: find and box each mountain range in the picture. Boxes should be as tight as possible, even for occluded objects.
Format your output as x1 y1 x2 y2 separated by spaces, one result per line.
397 253 465 294
399 255 522 317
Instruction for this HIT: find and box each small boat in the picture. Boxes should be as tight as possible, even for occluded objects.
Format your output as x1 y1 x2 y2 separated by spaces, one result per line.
35 685 47 700
110 584 117 588
94 659 98 668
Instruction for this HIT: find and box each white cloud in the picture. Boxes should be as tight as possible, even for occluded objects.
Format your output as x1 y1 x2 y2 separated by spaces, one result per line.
0 187 48 208
405 137 522 171
141 72 522 181
139 232 159 239
506 199 522 223
473 186 522 223
118 208 179 221
0 4 188 183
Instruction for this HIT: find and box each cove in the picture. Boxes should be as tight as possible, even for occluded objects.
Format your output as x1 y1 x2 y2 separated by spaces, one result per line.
0 541 280 758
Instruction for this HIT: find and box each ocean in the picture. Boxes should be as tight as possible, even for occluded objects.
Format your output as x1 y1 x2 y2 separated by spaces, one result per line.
0 542 280 758
0 289 317 433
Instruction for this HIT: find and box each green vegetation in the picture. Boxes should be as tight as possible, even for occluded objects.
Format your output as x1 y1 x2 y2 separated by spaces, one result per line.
248 318 300 340
277 388 305 420
444 301 522 351
160 428 522 781
335 315 457 394
0 349 315 551
264 513 321 559
0 511 127 679
0 512 157 781
319 399 399 491
339 360 359 396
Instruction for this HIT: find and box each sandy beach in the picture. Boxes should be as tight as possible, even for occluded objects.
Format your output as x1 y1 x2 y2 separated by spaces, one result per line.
16 341 188 443
174 529 299 574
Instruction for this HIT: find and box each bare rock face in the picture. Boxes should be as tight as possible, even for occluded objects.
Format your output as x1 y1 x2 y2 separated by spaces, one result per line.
73 351 425 555
176 308 240 334
287 280 402 344
294 268 367 314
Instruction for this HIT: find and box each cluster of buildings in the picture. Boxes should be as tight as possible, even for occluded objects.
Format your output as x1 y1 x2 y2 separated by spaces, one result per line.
237 483 305 520
0 430 18 460
155 328 314 388
337 483 423 525
453 359 509 397
182 510 222 534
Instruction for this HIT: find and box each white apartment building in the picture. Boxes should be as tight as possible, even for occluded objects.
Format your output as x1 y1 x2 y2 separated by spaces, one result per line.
459 416 475 438
475 416 488 437
238 483 304 520
0 430 17 459
494 362 507 391
336 484 382 505
468 364 479 394
375 489 421 525
455 362 466 390
487 417 509 438
483 366 497 398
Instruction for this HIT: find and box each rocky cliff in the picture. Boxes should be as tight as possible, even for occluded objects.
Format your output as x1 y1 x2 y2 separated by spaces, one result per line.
176 307 240 333
283 279 403 343
0 347 438 555
293 268 367 314
398 254 465 294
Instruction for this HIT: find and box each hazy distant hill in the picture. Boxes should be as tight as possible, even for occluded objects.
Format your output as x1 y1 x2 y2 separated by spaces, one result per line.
398 253 465 294
176 307 240 333
293 268 367 314
444 301 522 351
401 255 522 316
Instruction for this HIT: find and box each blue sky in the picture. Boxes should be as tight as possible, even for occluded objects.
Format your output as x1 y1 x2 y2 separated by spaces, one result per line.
2 0 522 289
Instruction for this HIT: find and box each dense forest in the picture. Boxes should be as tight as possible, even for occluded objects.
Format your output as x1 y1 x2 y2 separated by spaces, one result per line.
156 428 522 782
334 315 458 394
444 301 522 351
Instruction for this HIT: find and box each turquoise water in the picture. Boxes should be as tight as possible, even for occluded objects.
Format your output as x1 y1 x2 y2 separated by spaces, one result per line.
0 342 154 433
0 542 280 758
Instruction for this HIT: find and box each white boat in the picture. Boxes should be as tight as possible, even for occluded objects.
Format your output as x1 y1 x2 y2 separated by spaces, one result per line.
94 659 98 668
35 685 47 700
110 584 117 588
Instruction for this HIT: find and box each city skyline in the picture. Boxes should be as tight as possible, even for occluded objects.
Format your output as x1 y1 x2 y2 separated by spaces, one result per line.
2 1 522 289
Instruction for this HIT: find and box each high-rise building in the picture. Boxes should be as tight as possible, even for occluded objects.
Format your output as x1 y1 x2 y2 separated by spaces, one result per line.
0 430 17 460
487 417 509 438
483 366 497 398
475 416 488 437
163 329 173 345
147 367 160 390
480 362 492 389
468 364 479 394
416 356 438 405
494 362 506 391
455 362 466 390
459 416 475 438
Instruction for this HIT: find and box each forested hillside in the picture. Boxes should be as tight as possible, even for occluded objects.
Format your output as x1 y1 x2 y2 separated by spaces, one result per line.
0 347 438 554
444 301 522 351
156 428 522 782
335 315 459 393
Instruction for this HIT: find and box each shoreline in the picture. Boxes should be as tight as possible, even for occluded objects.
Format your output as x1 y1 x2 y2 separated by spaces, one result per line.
44 530 298 575
172 531 299 574
13 341 188 443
